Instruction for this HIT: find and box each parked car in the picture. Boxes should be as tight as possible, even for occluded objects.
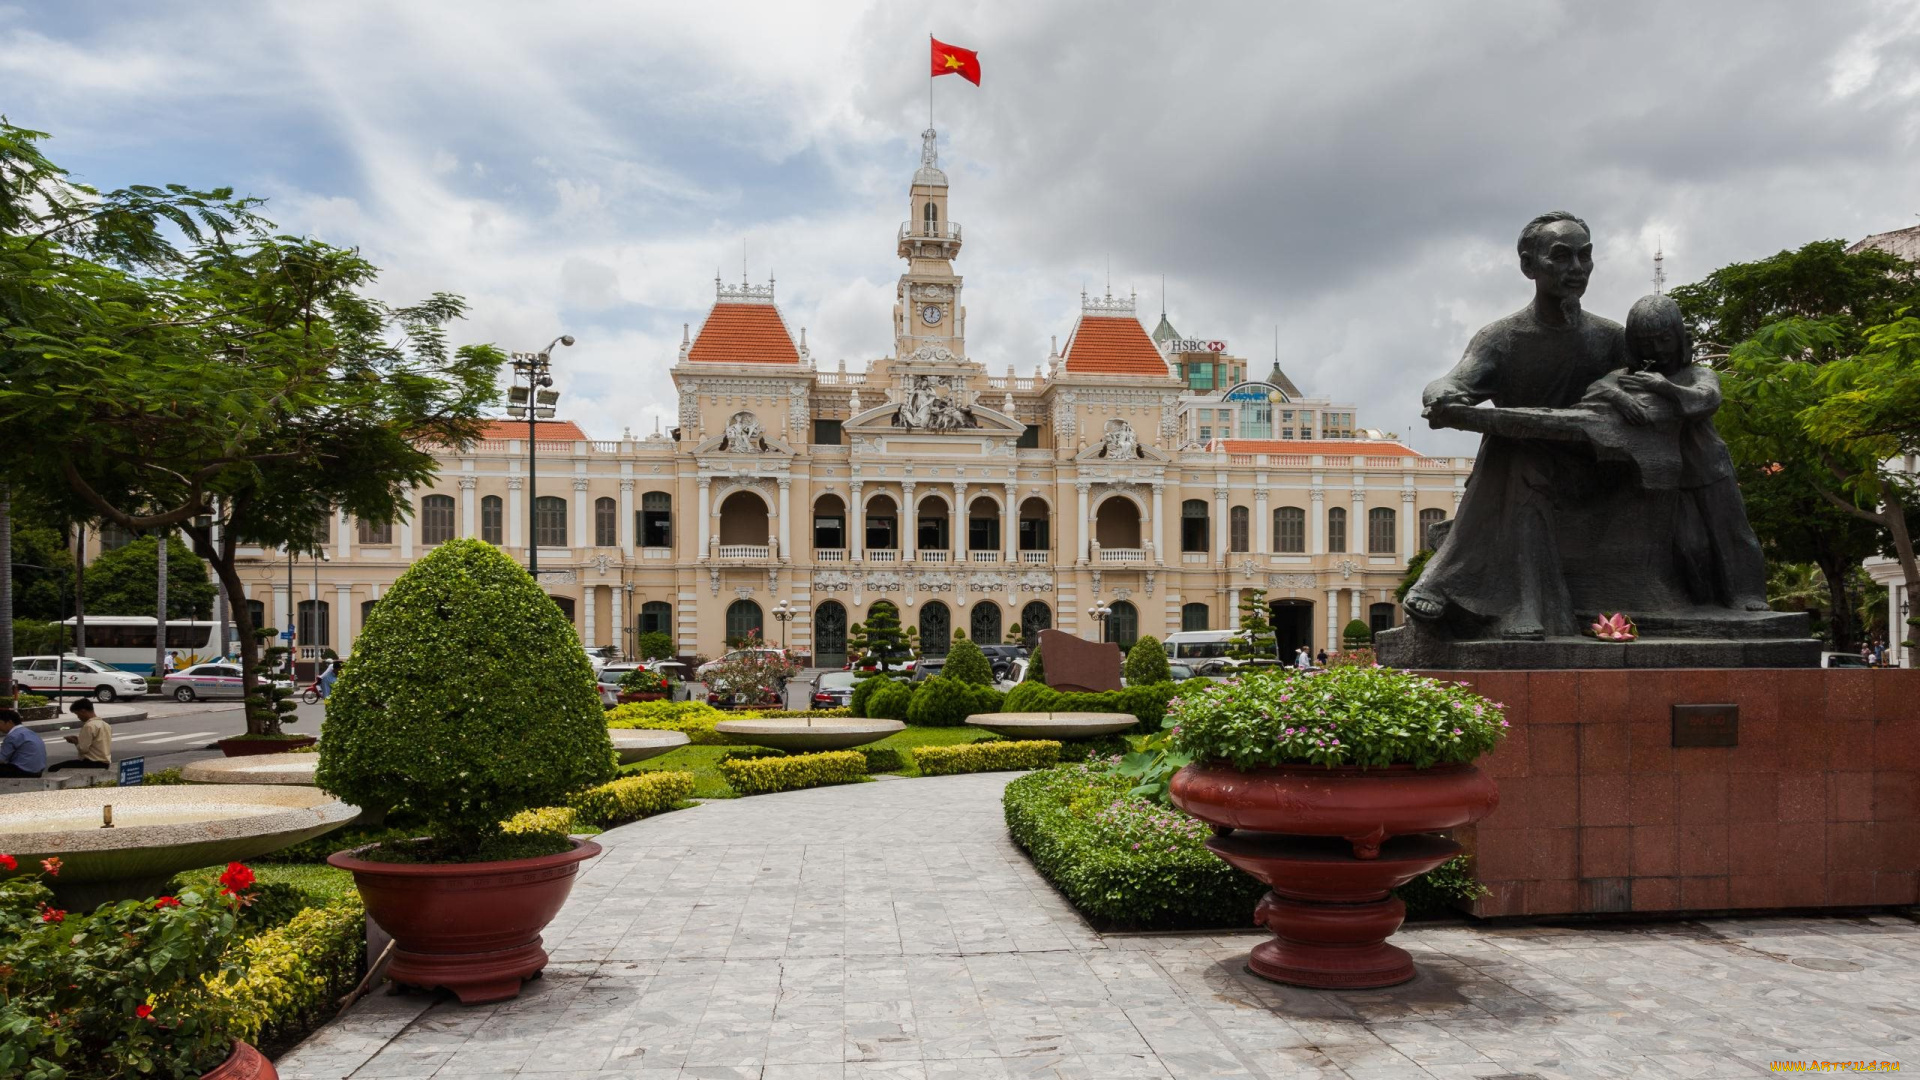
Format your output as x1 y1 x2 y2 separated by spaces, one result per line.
696 648 789 679
909 658 945 683
705 680 784 710
582 645 619 674
162 663 292 702
1820 651 1873 669
809 670 859 709
978 644 1029 681
10 654 149 702
1168 663 1197 681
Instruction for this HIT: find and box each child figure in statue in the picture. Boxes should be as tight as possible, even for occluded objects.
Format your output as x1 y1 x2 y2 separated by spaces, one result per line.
1587 294 1768 611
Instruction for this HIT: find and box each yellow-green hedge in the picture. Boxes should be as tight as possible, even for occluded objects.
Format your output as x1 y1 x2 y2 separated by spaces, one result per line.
203 897 366 1051
567 771 696 827
606 700 731 744
914 740 1061 776
719 750 867 795
500 805 579 837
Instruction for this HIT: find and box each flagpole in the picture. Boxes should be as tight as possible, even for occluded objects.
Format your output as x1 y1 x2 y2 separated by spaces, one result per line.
928 34 934 129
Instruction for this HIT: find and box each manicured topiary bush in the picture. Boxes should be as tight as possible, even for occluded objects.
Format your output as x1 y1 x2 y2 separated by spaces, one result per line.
849 674 893 717
1123 635 1171 686
865 680 913 721
905 675 998 727
913 739 1060 776
859 746 906 772
1343 618 1374 648
317 538 615 859
943 635 995 686
996 681 1174 730
719 750 868 795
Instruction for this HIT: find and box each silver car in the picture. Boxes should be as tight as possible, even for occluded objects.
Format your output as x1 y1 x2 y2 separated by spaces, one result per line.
164 663 247 701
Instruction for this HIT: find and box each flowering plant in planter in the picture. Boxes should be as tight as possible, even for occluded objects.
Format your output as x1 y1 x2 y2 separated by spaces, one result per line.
618 666 675 698
1166 666 1507 769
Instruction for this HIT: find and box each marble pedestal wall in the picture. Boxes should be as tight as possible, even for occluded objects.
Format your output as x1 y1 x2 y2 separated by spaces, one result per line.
1422 668 1920 917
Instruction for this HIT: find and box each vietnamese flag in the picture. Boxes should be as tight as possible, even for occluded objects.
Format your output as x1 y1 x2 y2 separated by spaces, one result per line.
931 38 981 85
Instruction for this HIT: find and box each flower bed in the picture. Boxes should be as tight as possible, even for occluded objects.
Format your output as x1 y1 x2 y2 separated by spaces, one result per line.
914 739 1061 776
718 750 868 795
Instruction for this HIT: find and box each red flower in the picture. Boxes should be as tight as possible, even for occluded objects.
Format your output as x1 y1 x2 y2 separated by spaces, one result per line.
135 1004 154 1021
153 896 181 909
217 862 255 896
0 853 15 872
40 857 61 877
39 905 65 924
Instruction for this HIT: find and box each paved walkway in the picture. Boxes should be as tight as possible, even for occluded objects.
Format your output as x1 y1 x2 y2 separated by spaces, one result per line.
280 773 1920 1080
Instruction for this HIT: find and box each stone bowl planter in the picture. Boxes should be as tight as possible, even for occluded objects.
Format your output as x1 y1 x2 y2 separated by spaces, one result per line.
964 712 1137 740
216 734 318 757
328 838 601 1005
0 785 358 907
714 717 905 751
181 756 320 786
609 728 691 764
202 1040 277 1079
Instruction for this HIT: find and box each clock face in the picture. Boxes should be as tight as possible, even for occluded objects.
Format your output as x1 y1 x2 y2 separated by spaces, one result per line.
920 304 943 326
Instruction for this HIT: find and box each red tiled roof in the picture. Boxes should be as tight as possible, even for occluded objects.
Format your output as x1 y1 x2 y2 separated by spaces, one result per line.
1062 315 1171 377
1221 439 1419 457
478 419 589 441
688 303 800 364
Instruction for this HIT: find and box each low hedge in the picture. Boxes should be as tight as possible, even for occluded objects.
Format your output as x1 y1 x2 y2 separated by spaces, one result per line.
914 740 1060 776
755 708 852 719
205 896 367 1055
500 805 580 837
858 746 906 773
905 676 1003 727
566 771 696 827
606 700 729 744
719 750 868 795
999 681 1176 729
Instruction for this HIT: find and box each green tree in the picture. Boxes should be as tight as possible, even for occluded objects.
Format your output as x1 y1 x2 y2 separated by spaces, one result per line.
636 630 674 660
1670 239 1920 649
0 123 499 734
1231 589 1276 661
83 535 215 619
1344 619 1374 648
1023 645 1045 683
1124 634 1171 685
943 633 994 685
847 601 913 672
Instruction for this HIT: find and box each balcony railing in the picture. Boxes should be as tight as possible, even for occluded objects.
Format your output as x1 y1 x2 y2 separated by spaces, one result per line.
867 549 899 563
1182 552 1210 564
815 549 846 562
920 550 950 563
968 551 1000 563
1019 550 1050 564
1098 548 1146 563
717 544 770 559
898 221 963 241
642 547 673 560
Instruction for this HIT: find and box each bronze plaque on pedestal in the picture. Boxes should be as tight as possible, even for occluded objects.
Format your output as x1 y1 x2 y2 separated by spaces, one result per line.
1672 704 1738 747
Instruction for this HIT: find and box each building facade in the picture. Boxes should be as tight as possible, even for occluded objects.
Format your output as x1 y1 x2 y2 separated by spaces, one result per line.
214 128 1472 665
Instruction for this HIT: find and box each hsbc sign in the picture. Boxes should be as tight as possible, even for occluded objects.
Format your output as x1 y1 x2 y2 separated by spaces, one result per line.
1167 338 1227 354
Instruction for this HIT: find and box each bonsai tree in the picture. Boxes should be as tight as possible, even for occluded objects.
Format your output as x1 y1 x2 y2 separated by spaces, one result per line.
1343 619 1374 649
316 539 614 859
847 600 913 672
1124 634 1172 685
1231 589 1278 661
246 633 299 734
943 633 994 685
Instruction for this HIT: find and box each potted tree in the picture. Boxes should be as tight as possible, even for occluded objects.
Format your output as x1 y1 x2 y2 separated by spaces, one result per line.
1166 666 1505 989
616 666 673 703
317 539 616 1004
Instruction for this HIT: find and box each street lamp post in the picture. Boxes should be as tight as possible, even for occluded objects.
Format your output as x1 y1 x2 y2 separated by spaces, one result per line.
507 335 575 576
772 599 794 651
1086 601 1112 644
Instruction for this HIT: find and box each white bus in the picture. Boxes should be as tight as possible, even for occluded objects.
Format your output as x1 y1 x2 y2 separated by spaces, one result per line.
56 617 233 675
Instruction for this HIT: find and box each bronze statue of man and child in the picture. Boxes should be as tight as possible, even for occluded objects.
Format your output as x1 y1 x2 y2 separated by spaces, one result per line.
1376 212 1813 668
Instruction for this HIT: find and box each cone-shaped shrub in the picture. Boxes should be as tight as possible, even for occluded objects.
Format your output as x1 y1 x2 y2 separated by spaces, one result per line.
317 538 615 858
943 634 994 686
1123 635 1170 686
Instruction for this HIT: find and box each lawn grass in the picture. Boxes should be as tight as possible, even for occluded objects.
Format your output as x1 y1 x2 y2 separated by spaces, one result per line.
622 725 1000 796
170 862 358 904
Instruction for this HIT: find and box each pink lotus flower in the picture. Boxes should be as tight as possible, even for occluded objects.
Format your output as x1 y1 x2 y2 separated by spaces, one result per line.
1589 612 1638 642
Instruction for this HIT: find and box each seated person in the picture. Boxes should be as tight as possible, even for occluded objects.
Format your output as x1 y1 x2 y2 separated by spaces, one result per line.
0 708 48 778
49 698 112 771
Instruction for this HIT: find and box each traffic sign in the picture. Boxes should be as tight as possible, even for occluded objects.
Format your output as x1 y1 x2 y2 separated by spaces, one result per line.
280 630 294 640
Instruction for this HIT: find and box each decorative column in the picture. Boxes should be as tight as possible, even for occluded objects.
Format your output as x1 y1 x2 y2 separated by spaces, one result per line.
954 484 968 558
1213 486 1229 566
398 485 414 559
1309 489 1326 554
1325 587 1340 653
573 479 589 552
458 477 477 538
850 481 864 561
1350 588 1362 624
1075 481 1091 562
1003 483 1017 562
619 480 635 556
1254 486 1271 556
584 585 596 646
1151 481 1166 563
1228 588 1241 630
1401 489 1417 557
507 478 525 553
337 584 354 654
276 582 292 638
1350 489 1367 556
903 482 918 561
696 478 711 559
611 587 624 656
337 509 353 559
777 478 792 561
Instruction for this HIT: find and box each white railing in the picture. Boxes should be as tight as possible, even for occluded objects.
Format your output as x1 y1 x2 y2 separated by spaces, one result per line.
717 544 770 559
920 550 950 563
867 549 899 563
1020 550 1050 564
1182 552 1210 564
815 549 846 562
589 440 621 452
1418 457 1456 469
535 441 574 453
1228 454 1255 465
968 551 999 563
642 547 673 560
1098 548 1146 562
1365 456 1405 468
1270 454 1311 465
814 371 869 386
898 221 963 241
1322 456 1353 466
985 375 1046 391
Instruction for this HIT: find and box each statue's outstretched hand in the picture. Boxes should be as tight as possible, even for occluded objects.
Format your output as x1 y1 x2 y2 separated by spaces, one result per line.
1613 393 1653 426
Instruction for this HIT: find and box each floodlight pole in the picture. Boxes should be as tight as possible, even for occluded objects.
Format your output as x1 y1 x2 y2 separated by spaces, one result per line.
511 335 574 576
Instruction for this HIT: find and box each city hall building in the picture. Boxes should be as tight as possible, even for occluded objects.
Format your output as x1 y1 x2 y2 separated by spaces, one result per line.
217 129 1473 665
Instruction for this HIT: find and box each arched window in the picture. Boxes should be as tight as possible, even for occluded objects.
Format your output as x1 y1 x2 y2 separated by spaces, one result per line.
1181 602 1209 632
100 522 134 552
718 491 770 548
725 600 763 645
920 601 951 656
1018 497 1051 554
813 494 846 553
1370 602 1399 635
594 497 617 547
420 494 455 545
1368 507 1396 554
246 599 267 636
1020 601 1051 645
296 600 330 647
1327 506 1347 553
639 601 673 636
480 495 504 545
1094 498 1141 549
1273 506 1306 553
1181 500 1209 552
356 519 393 545
550 595 576 624
534 496 567 547
923 200 938 235
1107 600 1138 650
1229 506 1250 553
640 492 672 548
970 603 1001 645
1418 508 1446 551
358 599 378 634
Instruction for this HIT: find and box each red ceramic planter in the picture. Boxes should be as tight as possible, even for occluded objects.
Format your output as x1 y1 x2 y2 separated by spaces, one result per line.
217 735 318 757
328 838 601 1004
202 1040 276 1079
1170 761 1499 990
616 692 665 704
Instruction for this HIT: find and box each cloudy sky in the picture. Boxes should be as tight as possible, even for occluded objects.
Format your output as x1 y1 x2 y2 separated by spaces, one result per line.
7 1 1918 453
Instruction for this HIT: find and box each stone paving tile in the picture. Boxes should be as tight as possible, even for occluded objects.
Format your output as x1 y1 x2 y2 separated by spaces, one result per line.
277 773 1920 1080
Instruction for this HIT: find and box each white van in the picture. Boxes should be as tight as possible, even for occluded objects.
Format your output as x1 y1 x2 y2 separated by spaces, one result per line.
1162 631 1241 674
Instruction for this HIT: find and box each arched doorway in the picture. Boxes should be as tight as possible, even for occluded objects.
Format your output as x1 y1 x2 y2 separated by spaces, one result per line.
1370 601 1399 635
1094 498 1142 549
1270 599 1313 662
1107 600 1138 649
1019 601 1051 646
920 601 951 656
814 601 848 668
970 603 1001 645
1017 497 1051 558
726 599 763 645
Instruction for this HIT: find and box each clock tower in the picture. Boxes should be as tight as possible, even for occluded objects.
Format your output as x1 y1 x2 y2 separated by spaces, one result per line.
894 127 965 359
